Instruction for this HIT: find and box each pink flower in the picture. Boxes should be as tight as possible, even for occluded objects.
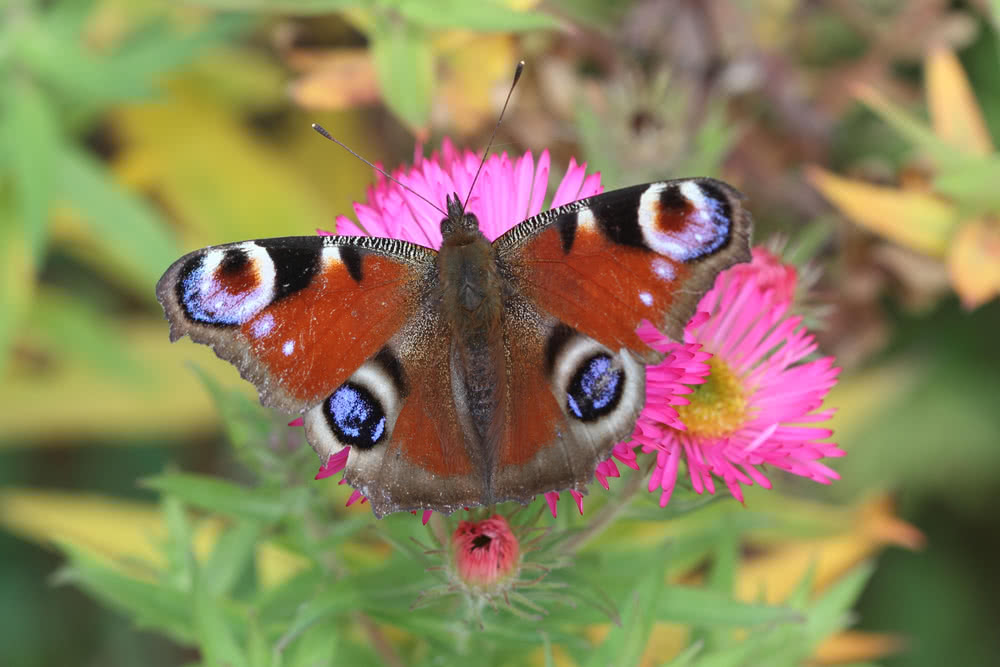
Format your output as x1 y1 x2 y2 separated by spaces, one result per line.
334 138 602 243
451 515 521 592
728 246 798 303
631 249 844 507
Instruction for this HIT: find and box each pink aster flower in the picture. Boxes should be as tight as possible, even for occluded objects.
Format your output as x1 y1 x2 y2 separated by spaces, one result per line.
309 139 708 517
333 138 602 244
630 248 844 507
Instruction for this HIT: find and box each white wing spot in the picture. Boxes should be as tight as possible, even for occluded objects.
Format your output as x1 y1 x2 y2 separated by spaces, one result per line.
251 313 275 338
639 291 653 306
577 207 597 229
322 245 341 269
652 258 676 281
282 339 296 356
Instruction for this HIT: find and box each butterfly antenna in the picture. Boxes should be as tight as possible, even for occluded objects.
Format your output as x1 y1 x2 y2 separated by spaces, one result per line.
311 122 447 217
462 60 525 213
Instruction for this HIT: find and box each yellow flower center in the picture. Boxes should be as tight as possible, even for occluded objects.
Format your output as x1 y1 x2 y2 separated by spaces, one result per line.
674 358 747 438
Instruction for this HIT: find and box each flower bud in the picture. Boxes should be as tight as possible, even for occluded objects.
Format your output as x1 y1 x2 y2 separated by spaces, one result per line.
450 515 520 592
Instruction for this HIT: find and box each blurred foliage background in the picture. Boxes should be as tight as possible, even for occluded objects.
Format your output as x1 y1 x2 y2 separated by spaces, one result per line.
1 0 999 665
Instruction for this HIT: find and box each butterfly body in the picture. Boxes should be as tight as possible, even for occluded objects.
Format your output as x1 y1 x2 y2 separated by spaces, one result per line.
157 178 752 517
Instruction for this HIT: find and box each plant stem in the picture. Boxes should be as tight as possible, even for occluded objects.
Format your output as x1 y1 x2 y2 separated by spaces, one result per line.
358 612 405 667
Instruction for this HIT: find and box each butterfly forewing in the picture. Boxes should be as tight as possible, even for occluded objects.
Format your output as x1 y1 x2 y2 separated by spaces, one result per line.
495 177 752 349
156 235 437 413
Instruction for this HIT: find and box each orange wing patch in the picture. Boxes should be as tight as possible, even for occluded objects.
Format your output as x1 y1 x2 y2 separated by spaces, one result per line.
241 254 424 404
511 224 689 359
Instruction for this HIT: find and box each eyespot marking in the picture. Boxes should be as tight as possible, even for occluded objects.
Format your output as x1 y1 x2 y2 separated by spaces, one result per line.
178 243 276 326
325 382 386 450
637 182 732 263
566 353 625 422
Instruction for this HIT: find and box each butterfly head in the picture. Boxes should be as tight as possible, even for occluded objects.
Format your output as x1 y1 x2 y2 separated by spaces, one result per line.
441 192 482 244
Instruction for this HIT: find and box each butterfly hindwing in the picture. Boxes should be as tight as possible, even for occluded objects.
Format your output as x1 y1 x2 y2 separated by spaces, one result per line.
156 235 437 413
491 299 646 503
304 315 483 518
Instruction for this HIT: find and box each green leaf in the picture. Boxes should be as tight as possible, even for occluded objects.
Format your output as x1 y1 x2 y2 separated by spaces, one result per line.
275 579 364 648
188 364 281 473
57 145 180 295
144 473 309 523
162 495 196 591
202 521 261 596
194 572 249 667
26 290 144 381
256 570 322 624
804 561 876 641
16 9 247 116
54 541 196 644
392 0 558 31
106 15 253 100
707 532 738 595
661 642 705 666
284 624 340 667
933 156 1000 214
657 585 803 627
370 14 433 134
584 547 666 667
855 85 967 170
5 77 59 259
12 19 112 110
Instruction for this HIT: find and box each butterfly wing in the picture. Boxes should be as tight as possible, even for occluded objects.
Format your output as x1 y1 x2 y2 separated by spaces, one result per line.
157 235 484 516
489 178 752 500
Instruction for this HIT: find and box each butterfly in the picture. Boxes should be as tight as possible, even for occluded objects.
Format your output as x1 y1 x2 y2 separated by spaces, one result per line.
157 177 752 517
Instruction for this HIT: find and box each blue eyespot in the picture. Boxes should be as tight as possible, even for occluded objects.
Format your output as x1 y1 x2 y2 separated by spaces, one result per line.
325 382 386 449
566 353 624 422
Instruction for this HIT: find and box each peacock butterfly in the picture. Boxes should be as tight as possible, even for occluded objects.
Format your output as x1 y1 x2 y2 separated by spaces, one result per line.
156 66 753 518
157 174 752 517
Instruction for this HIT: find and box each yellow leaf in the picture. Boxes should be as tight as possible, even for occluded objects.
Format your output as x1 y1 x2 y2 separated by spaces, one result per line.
734 495 921 604
0 211 36 378
0 321 254 445
0 489 165 568
289 49 380 111
947 218 1000 309
824 359 921 450
806 166 960 257
813 630 906 664
926 46 994 156
433 33 520 135
0 488 310 588
112 76 369 248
